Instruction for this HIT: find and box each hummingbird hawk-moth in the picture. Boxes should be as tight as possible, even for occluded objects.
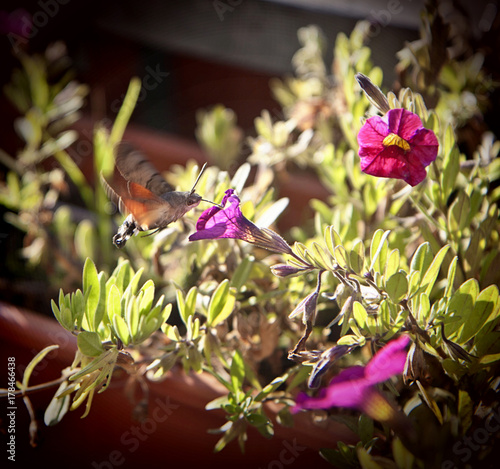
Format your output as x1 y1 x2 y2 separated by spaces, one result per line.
101 142 207 248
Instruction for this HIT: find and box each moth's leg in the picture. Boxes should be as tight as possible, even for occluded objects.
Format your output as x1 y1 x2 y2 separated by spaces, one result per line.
113 214 139 248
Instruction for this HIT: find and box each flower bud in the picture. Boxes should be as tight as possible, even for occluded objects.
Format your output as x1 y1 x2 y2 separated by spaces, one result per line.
270 263 308 278
355 73 390 114
308 344 354 389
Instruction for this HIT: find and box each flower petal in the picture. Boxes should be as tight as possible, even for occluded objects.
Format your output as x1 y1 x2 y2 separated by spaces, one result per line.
366 335 410 384
387 109 423 141
408 128 439 166
357 115 389 156
292 366 369 412
189 190 242 241
360 145 415 182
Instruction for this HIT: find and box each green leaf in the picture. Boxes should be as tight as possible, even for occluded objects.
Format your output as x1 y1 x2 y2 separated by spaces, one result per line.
51 298 73 331
392 437 415 469
77 331 104 357
325 226 342 259
363 184 379 217
123 268 144 299
94 273 107 331
44 381 71 426
208 279 229 324
369 230 390 273
213 422 239 453
208 280 236 327
358 414 374 445
125 296 139 340
457 390 473 434
83 258 100 331
459 285 499 344
410 242 432 276
74 220 96 261
407 271 421 299
421 245 450 295
385 249 400 279
444 256 458 298
379 298 391 330
349 240 365 273
110 77 142 144
311 242 334 270
415 293 431 324
352 301 367 329
70 348 119 382
255 374 288 402
138 280 155 315
231 255 254 290
334 245 349 269
448 191 470 232
206 395 230 411
385 272 408 303
185 286 198 321
357 446 384 469
442 145 460 202
246 412 269 427
337 335 362 346
107 284 122 324
479 353 500 365
416 380 443 424
445 279 480 339
113 314 131 346
111 260 132 294
230 350 245 394
249 413 274 439
71 289 85 329
21 345 59 389
176 289 187 325
231 163 251 193
255 197 289 228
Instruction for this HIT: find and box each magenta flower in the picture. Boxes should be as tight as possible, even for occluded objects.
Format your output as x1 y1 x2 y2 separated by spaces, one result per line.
189 189 293 255
0 9 31 38
357 109 438 186
292 335 410 421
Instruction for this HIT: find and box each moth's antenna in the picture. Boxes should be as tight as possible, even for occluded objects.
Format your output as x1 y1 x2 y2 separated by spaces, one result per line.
190 163 207 194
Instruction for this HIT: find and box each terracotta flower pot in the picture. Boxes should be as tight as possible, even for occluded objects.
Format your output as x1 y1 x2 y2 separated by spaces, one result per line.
0 302 355 469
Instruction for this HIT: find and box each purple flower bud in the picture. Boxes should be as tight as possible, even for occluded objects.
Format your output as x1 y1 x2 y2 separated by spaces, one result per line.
270 263 309 277
308 344 354 389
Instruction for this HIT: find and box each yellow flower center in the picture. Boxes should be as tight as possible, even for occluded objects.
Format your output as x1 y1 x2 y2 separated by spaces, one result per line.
383 133 410 152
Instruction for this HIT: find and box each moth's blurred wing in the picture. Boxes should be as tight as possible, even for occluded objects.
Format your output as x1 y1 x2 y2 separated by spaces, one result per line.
123 182 171 230
115 142 173 196
100 173 128 215
101 175 169 230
